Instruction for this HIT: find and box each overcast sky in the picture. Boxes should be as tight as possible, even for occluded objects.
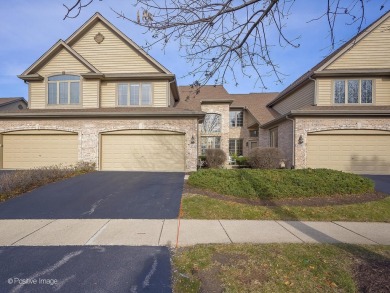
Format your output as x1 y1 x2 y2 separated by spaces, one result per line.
0 0 387 99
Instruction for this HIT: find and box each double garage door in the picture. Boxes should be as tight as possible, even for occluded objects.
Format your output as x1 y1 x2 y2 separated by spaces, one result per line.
307 130 390 174
0 130 185 172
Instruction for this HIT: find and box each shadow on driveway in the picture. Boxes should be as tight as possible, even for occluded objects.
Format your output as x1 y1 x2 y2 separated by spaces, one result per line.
0 172 184 219
363 175 390 195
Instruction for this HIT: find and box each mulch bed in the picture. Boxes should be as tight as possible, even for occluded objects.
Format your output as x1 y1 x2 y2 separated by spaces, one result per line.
183 182 388 207
353 258 390 293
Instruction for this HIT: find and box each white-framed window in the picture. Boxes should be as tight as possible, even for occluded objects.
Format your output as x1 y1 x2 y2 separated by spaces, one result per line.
48 75 80 105
334 79 373 104
270 127 278 148
229 139 243 156
201 113 222 133
201 136 221 155
117 83 152 106
229 110 243 127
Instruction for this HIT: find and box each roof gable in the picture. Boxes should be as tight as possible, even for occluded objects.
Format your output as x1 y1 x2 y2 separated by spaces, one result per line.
267 10 390 107
66 13 171 74
20 40 99 77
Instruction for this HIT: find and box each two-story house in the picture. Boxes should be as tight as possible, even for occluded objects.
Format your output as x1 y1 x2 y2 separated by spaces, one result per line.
0 13 203 172
259 10 390 174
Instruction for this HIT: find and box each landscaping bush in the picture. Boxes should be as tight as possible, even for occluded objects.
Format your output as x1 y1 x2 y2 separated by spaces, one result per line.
248 147 284 169
187 168 375 199
0 161 96 202
205 148 227 168
235 156 248 166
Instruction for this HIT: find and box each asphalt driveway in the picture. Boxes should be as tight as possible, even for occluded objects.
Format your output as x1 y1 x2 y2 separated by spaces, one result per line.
364 175 390 194
0 172 184 219
0 246 171 292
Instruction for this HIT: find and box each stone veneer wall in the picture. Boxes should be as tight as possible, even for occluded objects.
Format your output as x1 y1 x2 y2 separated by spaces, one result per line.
294 117 390 169
258 119 293 168
200 103 230 156
0 117 199 171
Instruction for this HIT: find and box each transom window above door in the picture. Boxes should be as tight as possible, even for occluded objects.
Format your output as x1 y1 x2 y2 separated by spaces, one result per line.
118 83 152 106
48 75 80 105
334 79 373 104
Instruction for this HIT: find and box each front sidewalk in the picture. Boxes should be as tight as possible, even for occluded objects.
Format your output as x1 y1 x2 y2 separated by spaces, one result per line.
1 219 389 246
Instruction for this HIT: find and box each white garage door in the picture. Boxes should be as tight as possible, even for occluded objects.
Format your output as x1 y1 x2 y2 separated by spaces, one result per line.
101 130 185 171
1 130 78 169
307 130 390 174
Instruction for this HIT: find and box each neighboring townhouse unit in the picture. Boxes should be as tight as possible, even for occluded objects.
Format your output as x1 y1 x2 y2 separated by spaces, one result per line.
0 13 204 172
260 10 390 174
177 86 278 157
0 98 27 111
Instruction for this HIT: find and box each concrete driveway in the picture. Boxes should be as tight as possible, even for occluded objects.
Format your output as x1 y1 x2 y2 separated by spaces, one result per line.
0 246 171 292
0 172 184 219
364 175 390 194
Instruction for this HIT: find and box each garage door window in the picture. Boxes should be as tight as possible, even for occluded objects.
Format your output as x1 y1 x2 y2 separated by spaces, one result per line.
334 79 373 104
117 83 152 106
48 75 80 105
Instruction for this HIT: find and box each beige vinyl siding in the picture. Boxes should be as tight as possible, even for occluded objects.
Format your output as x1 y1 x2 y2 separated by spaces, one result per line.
82 79 99 108
37 48 89 76
71 21 160 73
326 16 390 70
273 81 315 115
316 78 333 105
153 81 168 107
307 130 390 174
29 82 46 109
101 81 168 107
317 77 390 105
2 131 78 169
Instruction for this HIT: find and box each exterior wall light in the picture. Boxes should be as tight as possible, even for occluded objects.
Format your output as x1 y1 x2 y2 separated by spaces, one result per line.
298 135 304 144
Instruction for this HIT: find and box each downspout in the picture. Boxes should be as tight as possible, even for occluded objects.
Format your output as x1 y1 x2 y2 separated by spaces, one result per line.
309 75 317 106
285 115 295 169
168 77 176 107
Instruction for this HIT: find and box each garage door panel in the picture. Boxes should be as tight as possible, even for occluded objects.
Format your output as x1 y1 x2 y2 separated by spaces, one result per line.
307 133 390 174
3 134 78 169
101 133 185 171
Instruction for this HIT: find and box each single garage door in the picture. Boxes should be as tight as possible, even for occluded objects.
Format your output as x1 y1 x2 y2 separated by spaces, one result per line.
101 130 185 171
307 130 390 174
1 130 78 169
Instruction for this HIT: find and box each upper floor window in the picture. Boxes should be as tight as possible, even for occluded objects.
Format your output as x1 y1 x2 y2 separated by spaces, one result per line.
118 83 152 106
249 130 258 137
48 75 80 105
270 127 278 148
201 113 221 133
230 110 243 127
334 79 373 104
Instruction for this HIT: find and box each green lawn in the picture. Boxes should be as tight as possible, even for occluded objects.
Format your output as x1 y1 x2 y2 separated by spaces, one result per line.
182 194 390 222
173 243 390 293
188 169 374 199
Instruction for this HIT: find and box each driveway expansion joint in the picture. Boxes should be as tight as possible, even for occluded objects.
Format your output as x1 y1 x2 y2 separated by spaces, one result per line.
85 219 111 245
218 220 233 243
158 220 166 246
275 221 305 243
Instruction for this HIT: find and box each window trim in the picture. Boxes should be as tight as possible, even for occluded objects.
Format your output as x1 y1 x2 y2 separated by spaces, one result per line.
270 127 278 148
116 82 154 107
46 73 82 107
332 79 375 105
229 110 244 127
229 139 243 156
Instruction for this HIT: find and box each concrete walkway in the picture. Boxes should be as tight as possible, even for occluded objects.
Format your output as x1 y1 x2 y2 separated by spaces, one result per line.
1 219 389 246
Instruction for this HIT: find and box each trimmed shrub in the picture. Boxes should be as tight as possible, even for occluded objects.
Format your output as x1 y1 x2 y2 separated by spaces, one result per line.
205 149 227 168
0 162 96 202
248 147 284 169
235 156 248 166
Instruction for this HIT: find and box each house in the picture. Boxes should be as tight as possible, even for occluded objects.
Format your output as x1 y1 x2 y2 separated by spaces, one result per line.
259 11 390 175
0 13 203 172
1 11 389 175
0 98 27 111
177 86 278 157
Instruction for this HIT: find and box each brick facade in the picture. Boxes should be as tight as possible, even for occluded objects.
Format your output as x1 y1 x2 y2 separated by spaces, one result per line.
294 117 390 169
0 117 199 171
